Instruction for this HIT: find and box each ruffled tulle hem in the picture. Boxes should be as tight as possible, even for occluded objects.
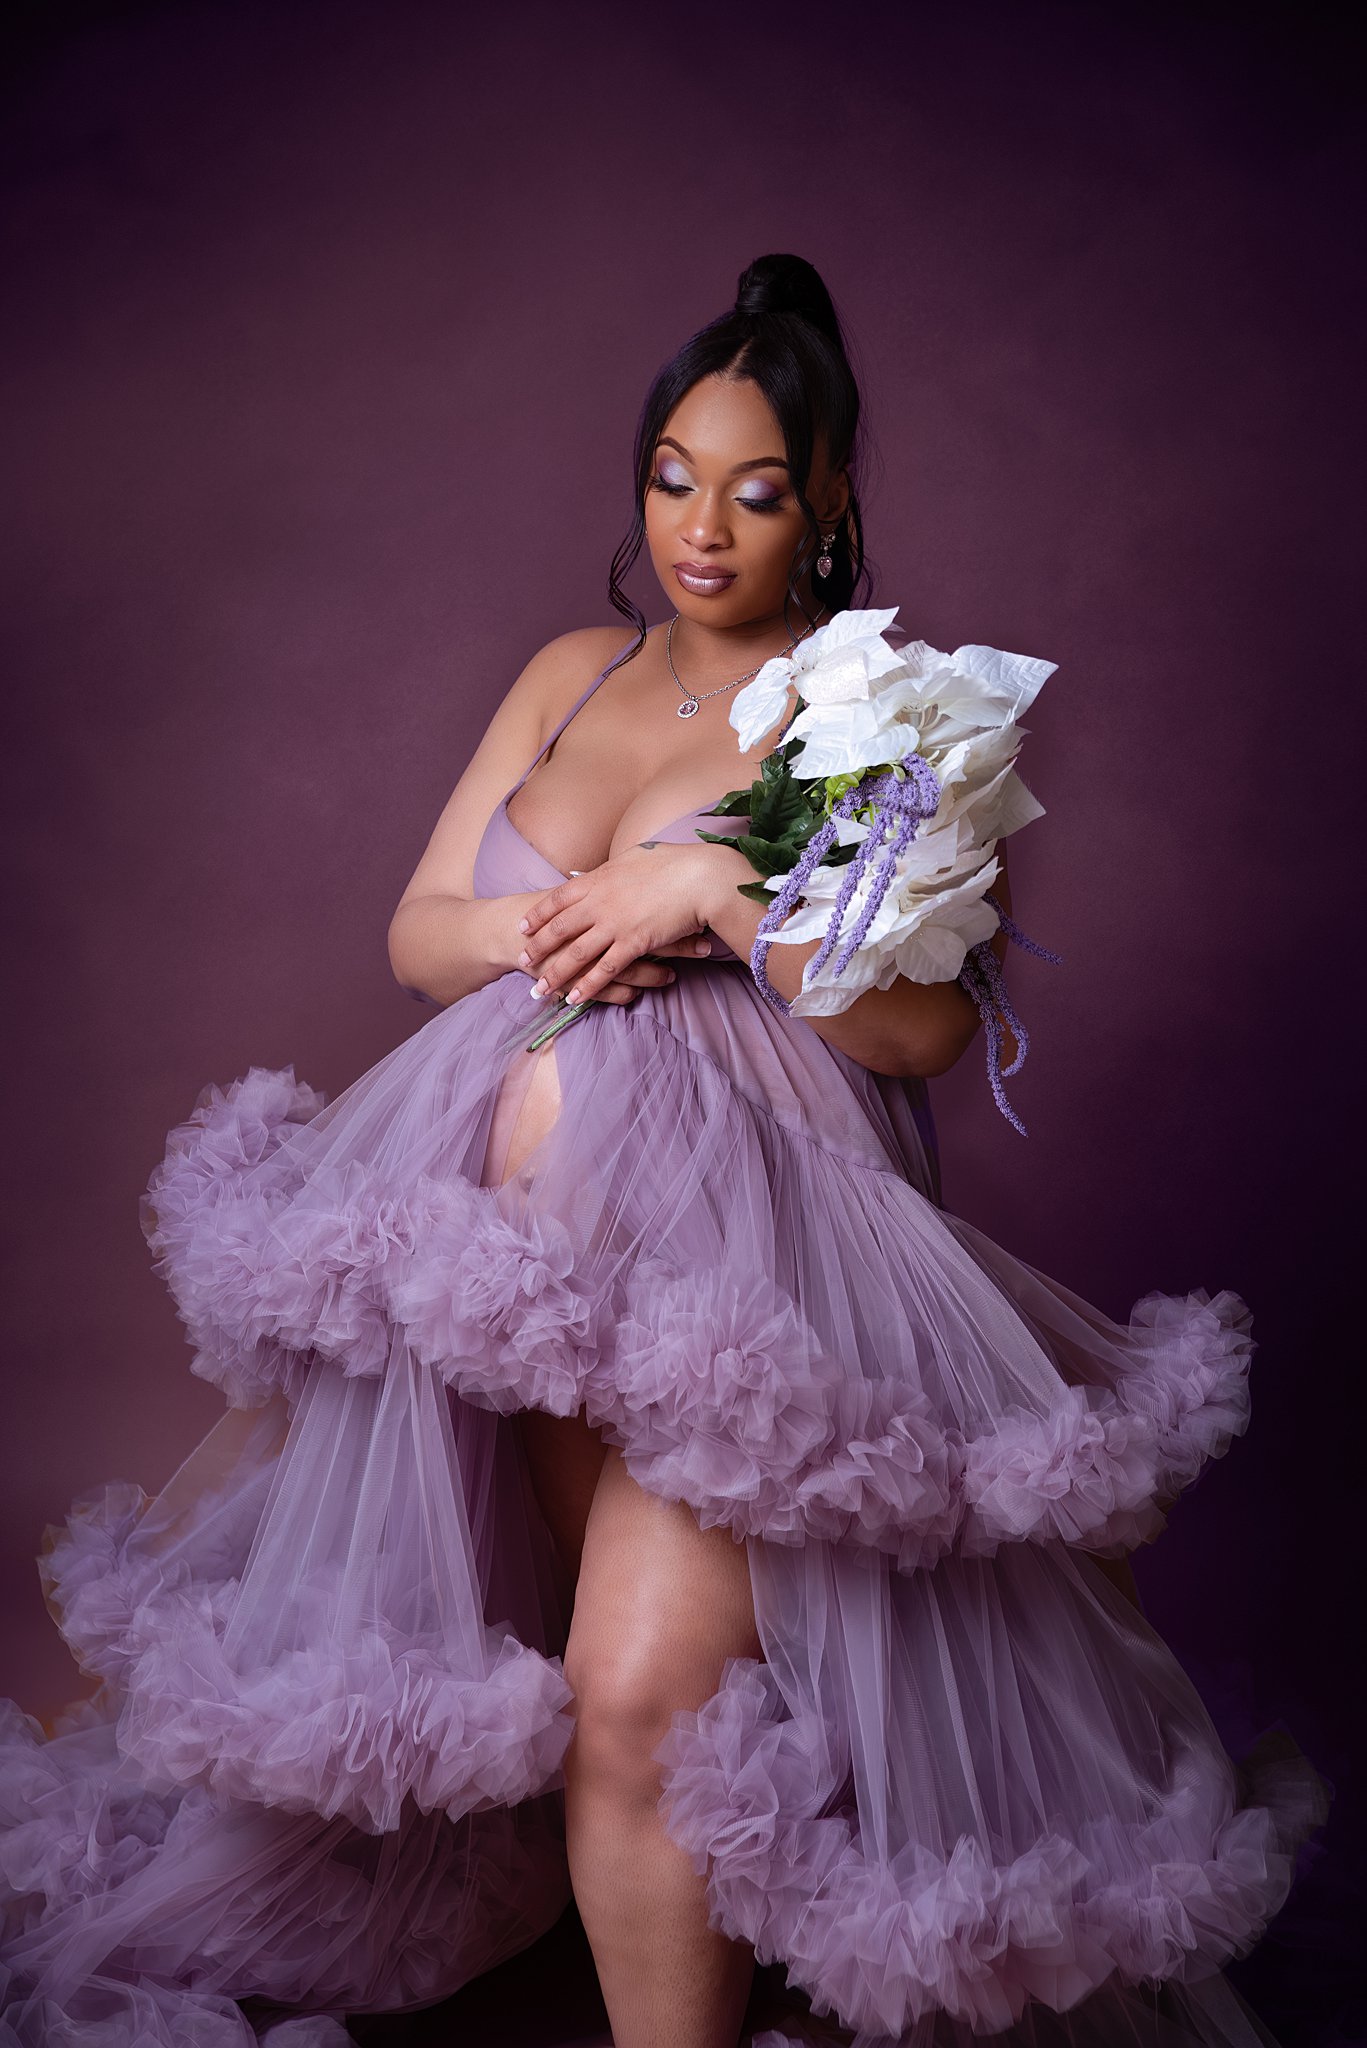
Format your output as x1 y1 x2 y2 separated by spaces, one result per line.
35 1414 576 1836
141 1060 1255 1573
0 1691 574 2042
4 966 1322 2046
750 1962 1292 2047
655 1661 1329 2039
0 1968 353 2048
113 1598 573 1835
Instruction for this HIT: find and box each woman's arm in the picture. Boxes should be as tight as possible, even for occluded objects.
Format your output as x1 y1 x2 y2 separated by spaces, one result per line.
388 628 623 1008
696 838 1018 1081
514 828 1021 1082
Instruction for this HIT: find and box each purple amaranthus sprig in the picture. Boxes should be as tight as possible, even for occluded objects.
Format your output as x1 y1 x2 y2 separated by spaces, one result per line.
956 898 1064 1137
748 750 943 1013
746 748 1062 1138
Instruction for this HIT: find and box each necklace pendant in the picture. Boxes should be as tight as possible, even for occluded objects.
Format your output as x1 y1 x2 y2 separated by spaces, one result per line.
676 696 700 718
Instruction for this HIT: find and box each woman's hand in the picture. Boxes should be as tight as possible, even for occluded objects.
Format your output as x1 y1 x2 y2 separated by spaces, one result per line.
515 841 722 1007
553 952 686 1007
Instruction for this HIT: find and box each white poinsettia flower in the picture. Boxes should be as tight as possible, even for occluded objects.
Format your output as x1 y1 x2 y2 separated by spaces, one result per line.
813 806 988 888
730 654 799 753
894 811 1001 888
730 623 1056 1017
948 642 1055 721
922 751 1047 848
794 606 906 703
905 642 1055 744
761 853 1004 1017
898 649 1052 792
729 606 906 751
921 724 1025 821
827 812 872 849
988 764 1047 839
886 857 1005 982
763 825 993 948
781 670 927 777
787 638 1057 786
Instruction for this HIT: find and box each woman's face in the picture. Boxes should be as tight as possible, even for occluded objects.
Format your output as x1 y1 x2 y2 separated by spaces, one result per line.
643 372 848 630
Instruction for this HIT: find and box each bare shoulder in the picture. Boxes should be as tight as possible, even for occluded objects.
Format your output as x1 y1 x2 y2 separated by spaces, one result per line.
389 623 638 920
535 621 636 665
513 622 641 725
476 622 637 780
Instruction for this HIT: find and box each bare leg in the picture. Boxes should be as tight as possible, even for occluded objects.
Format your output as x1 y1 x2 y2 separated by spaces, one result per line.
489 1041 605 1616
561 1447 761 2048
517 1403 607 1620
493 1058 760 2044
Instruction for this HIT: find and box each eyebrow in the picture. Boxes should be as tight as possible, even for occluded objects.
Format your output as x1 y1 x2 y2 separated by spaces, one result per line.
655 436 790 476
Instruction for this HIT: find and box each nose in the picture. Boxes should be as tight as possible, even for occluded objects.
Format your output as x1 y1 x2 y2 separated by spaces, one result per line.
680 487 732 552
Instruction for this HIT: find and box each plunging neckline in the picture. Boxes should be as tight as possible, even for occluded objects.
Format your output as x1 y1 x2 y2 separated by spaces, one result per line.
490 628 765 882
496 787 740 880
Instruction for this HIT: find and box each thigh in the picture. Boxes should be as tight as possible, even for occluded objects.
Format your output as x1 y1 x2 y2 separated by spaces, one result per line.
488 1046 613 1595
564 1446 763 1711
516 1404 609 1590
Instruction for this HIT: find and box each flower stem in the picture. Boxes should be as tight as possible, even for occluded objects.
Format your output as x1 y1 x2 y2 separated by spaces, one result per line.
524 998 593 1052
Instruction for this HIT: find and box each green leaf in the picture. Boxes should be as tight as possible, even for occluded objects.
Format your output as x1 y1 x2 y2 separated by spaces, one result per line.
823 770 864 810
699 785 756 819
751 770 814 845
696 828 796 875
695 715 855 890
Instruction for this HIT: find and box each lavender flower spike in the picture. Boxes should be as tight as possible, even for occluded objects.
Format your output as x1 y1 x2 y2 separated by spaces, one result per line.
748 796 853 1016
751 752 940 1014
827 755 941 980
956 893 1064 1136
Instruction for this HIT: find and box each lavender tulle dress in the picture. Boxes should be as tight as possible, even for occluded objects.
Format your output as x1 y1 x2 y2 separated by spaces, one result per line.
0 647 1328 2047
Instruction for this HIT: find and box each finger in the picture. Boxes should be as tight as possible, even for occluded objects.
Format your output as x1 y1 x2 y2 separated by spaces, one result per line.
526 931 621 1001
647 935 715 959
558 942 643 1008
518 905 600 977
518 899 607 973
615 959 679 988
595 978 650 1006
517 879 589 947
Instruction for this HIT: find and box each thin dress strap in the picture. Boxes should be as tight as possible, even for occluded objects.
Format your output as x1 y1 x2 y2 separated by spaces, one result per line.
503 637 638 803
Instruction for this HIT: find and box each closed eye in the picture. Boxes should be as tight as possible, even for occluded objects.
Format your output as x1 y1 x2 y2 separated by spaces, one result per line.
648 476 785 514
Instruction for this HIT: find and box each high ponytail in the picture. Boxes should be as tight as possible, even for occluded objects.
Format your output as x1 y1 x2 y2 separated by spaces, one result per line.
604 254 872 676
731 252 846 353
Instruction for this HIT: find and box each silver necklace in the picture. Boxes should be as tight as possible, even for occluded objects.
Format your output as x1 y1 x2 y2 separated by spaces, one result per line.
666 608 826 718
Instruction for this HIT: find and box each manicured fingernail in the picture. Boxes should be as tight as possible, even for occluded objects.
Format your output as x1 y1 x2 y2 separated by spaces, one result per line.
517 917 530 932
531 979 547 998
518 950 531 967
696 939 711 955
567 987 581 1005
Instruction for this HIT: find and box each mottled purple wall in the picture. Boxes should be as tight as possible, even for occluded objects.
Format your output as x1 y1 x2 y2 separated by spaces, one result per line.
2 1 1360 2030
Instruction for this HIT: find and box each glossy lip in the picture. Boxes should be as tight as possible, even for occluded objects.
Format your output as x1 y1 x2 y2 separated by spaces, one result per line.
674 563 737 593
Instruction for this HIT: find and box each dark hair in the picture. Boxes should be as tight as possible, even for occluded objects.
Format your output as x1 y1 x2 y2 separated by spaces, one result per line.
604 253 874 671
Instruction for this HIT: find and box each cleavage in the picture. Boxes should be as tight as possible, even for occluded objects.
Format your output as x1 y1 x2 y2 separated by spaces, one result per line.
506 744 729 875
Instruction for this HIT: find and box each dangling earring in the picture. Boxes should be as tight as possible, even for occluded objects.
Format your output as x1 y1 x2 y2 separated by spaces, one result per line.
815 526 836 580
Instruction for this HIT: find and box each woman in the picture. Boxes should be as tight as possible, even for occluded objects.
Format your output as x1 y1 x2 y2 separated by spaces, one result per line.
0 255 1326 2048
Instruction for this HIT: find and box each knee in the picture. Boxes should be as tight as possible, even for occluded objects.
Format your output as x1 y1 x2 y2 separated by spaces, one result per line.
562 1648 682 1810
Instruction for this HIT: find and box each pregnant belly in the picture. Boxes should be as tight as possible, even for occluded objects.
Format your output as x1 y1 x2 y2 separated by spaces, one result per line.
481 1035 564 1192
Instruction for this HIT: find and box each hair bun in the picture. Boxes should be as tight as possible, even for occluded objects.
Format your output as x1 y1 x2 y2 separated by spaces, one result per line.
734 253 844 351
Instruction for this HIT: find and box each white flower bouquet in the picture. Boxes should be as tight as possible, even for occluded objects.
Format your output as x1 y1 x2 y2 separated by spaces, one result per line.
694 608 1062 1135
512 607 1061 1136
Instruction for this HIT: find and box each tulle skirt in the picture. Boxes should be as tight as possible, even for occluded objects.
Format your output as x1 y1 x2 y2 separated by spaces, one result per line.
0 960 1328 2044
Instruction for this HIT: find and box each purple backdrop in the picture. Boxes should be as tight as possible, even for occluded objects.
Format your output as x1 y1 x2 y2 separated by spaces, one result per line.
2 2 1360 2036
